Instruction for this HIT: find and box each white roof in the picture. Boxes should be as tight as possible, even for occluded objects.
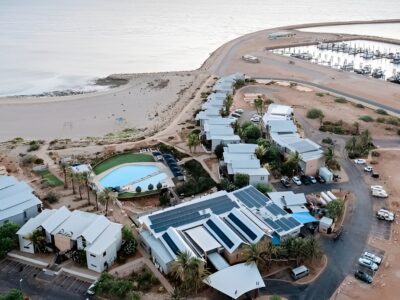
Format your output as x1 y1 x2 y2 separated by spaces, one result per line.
231 168 269 176
204 214 245 253
17 209 56 236
81 215 111 243
41 206 71 233
86 222 122 255
231 159 261 169
204 262 265 299
185 226 221 253
267 192 307 208
320 216 333 227
71 164 91 174
267 120 297 133
0 178 42 222
204 124 231 134
209 134 240 141
204 117 235 126
287 138 321 154
207 252 230 271
161 227 198 260
52 210 98 240
268 104 293 116
223 152 255 164
140 230 174 265
226 143 257 154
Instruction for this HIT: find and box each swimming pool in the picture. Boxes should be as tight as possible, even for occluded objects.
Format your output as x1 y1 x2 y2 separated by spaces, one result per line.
99 165 167 190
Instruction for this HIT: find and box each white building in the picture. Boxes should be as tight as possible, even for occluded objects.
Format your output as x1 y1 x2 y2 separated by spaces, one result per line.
264 104 325 175
222 143 269 186
0 176 42 226
138 186 302 282
17 206 122 273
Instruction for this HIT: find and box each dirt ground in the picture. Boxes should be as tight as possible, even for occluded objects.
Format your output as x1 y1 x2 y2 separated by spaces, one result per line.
234 82 399 140
333 150 400 300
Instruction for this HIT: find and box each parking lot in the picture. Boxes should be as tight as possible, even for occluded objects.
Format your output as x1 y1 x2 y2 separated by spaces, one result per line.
0 259 92 298
352 245 385 280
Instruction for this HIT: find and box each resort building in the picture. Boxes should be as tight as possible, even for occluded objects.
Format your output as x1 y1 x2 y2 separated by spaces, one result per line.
17 206 122 273
138 185 306 297
263 104 325 175
221 143 269 186
0 176 42 226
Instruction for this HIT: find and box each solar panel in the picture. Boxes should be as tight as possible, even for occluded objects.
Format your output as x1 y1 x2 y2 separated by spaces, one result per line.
275 219 290 231
264 218 279 230
233 190 261 208
280 218 295 230
206 220 234 249
162 232 180 255
287 216 302 227
227 213 257 241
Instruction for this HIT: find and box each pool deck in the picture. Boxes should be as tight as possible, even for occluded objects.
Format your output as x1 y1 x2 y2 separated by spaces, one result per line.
91 162 175 192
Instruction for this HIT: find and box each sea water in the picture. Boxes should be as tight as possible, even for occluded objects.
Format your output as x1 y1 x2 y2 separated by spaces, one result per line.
1 0 399 96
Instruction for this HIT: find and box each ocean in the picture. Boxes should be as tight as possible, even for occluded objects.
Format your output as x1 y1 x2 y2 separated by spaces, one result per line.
1 0 399 96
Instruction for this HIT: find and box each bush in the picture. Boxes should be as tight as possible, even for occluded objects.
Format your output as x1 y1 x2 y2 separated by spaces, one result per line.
234 173 250 188
386 117 400 126
315 92 325 97
214 144 225 159
376 109 388 115
27 141 40 152
71 249 87 267
307 109 324 119
135 186 142 193
44 191 59 204
176 160 216 196
256 182 273 194
121 239 137 256
334 97 347 103
156 182 162 190
0 289 23 300
371 151 380 157
219 178 236 192
234 79 245 89
354 103 364 109
359 115 374 122
398 129 400 136
321 137 333 145
95 273 134 299
159 192 170 206
376 117 386 123
0 223 20 259
242 124 261 142
148 183 154 191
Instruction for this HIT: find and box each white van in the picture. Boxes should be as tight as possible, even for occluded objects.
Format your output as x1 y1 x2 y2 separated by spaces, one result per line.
291 265 309 280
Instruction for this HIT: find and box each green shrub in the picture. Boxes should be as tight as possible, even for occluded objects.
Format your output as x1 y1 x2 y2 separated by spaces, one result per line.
233 79 245 89
386 117 400 126
321 137 333 144
148 184 154 191
376 117 386 123
234 173 250 188
27 141 40 152
0 222 20 259
44 191 59 204
334 97 347 103
307 109 324 119
359 115 374 122
135 186 142 193
71 249 87 267
121 239 137 256
376 109 388 115
176 160 216 196
315 92 325 97
0 289 23 300
353 103 364 108
256 182 273 194
156 182 162 190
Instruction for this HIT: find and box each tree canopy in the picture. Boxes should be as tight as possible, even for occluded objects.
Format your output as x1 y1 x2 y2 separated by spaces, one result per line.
0 222 20 259
234 173 250 188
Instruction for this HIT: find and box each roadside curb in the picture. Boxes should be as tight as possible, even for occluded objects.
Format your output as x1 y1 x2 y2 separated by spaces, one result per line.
7 253 49 268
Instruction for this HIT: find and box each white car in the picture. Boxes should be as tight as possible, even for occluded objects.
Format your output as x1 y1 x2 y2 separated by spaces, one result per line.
251 116 261 123
309 176 317 184
86 282 97 295
358 257 378 271
234 109 244 114
292 176 302 186
364 166 373 172
354 159 366 164
363 252 382 265
371 185 384 191
230 112 241 118
372 189 388 198
377 209 395 221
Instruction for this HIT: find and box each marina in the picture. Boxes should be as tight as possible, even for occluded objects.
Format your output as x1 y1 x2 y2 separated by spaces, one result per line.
270 39 400 83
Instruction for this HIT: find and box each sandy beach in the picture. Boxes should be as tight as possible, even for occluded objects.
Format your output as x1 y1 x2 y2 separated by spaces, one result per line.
1 20 400 141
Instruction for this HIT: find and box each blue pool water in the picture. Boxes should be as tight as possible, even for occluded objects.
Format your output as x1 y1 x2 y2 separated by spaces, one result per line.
99 165 167 189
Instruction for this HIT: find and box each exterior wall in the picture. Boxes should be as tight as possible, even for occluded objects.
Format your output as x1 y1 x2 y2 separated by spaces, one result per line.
224 247 246 265
140 234 171 274
301 156 325 176
18 235 34 254
248 174 269 186
86 237 121 273
211 139 239 151
0 204 41 226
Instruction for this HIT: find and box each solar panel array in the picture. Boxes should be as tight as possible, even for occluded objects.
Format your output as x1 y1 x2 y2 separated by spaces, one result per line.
265 203 287 216
149 195 239 233
162 232 180 255
206 220 234 249
233 186 270 208
263 216 301 234
227 213 257 241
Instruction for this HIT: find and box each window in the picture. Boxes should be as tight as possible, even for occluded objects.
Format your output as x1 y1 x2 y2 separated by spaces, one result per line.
82 238 86 248
260 176 264 180
90 254 96 258
103 251 106 257
91 264 97 268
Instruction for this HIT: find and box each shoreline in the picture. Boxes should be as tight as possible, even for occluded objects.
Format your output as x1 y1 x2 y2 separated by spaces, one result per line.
1 19 400 141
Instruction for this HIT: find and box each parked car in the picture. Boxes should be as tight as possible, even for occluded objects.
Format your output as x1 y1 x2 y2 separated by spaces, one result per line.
292 176 302 186
234 109 244 114
309 176 317 184
358 257 378 271
371 171 380 178
354 270 373 284
230 112 241 118
376 209 395 222
363 252 382 265
250 116 261 123
371 185 384 191
372 189 388 198
290 265 309 280
364 166 373 172
86 282 97 295
315 175 326 183
280 176 291 188
354 159 366 164
300 175 311 185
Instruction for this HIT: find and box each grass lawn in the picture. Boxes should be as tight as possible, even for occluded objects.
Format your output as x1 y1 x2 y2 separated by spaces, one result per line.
93 153 155 175
37 170 64 187
118 189 160 199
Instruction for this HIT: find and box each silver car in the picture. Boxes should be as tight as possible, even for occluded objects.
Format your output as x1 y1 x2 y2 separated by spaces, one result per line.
358 257 378 271
363 252 382 265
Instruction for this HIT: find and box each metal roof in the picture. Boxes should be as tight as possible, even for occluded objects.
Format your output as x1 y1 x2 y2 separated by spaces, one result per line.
267 191 307 208
0 176 19 190
231 159 261 169
208 252 230 271
52 210 98 240
225 208 265 244
17 209 56 236
185 226 221 253
140 230 174 264
81 215 111 243
288 139 320 154
161 227 198 259
204 262 265 299
267 120 297 133
41 206 71 233
85 222 122 255
204 117 235 126
226 143 257 153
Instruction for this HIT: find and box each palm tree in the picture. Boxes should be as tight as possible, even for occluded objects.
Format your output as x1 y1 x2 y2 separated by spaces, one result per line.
67 170 76 194
94 191 99 211
254 96 265 115
222 95 233 116
171 251 209 294
242 242 266 268
82 171 91 205
61 162 69 189
76 173 84 200
303 237 323 263
98 188 117 216
352 121 360 135
255 145 267 160
26 229 47 253
345 136 358 155
187 133 200 153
